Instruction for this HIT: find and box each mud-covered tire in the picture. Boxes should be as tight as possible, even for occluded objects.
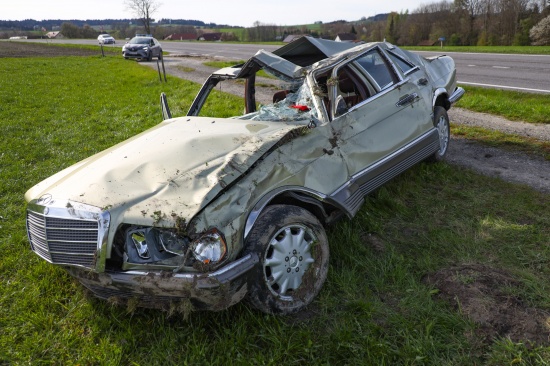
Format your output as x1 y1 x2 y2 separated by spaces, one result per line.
244 204 329 314
428 106 450 162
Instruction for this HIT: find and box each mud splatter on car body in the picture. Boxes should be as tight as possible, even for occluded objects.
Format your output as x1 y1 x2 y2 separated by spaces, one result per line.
25 37 463 314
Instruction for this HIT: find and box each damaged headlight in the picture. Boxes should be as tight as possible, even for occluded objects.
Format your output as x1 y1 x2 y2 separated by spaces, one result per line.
192 229 227 264
126 227 189 264
125 227 227 266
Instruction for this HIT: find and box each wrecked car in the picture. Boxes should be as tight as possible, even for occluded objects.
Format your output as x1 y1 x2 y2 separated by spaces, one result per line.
25 37 464 314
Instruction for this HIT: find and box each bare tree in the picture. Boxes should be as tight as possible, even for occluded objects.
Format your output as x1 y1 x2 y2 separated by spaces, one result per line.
124 0 161 35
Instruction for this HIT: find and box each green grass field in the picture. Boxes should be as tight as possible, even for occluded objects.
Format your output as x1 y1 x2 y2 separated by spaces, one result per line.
1 52 549 365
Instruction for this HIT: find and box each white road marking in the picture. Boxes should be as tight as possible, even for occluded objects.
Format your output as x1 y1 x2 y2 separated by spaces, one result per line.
459 81 550 93
492 66 510 69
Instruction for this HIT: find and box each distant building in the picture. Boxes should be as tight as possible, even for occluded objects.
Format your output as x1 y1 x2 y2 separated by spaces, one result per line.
45 32 64 39
335 33 357 42
164 33 196 41
198 32 222 41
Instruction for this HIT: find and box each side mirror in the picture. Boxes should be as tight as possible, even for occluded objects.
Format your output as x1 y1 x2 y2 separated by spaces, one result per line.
160 92 172 120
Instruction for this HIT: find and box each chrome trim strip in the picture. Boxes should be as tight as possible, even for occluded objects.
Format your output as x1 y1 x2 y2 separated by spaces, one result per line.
329 129 440 216
111 253 258 283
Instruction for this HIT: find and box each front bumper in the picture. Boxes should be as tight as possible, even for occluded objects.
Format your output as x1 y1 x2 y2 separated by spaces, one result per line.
67 253 258 311
449 86 465 105
122 49 148 59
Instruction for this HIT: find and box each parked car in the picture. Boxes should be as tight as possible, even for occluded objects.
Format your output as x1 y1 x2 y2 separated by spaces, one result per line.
122 35 162 61
25 37 464 314
97 34 115 44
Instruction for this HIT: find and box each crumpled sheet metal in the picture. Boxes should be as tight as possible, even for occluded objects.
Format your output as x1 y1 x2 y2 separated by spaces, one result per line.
192 118 349 263
24 116 305 240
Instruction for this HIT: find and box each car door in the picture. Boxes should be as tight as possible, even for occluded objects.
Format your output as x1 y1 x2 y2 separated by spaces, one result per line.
327 46 436 215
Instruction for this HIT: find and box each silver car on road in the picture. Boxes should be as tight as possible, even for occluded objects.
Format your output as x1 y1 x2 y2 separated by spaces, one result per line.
122 35 162 61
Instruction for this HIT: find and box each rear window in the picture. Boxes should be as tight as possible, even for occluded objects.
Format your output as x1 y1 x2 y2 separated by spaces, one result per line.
355 49 397 90
387 51 417 75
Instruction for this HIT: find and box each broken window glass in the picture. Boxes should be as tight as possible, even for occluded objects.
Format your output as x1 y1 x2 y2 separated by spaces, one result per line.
240 82 318 122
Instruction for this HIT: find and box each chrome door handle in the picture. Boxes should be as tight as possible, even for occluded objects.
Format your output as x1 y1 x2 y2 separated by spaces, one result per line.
396 93 419 107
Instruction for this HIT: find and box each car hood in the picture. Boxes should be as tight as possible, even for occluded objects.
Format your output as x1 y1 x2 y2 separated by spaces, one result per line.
25 116 303 225
124 43 146 48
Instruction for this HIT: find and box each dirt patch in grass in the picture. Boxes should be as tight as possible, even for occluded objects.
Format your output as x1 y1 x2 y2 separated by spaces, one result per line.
0 41 100 58
423 264 550 346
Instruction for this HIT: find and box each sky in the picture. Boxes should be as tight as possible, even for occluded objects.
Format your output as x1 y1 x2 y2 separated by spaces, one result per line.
3 0 422 27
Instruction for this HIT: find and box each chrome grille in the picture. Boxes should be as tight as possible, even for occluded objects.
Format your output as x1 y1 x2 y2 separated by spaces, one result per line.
27 209 99 268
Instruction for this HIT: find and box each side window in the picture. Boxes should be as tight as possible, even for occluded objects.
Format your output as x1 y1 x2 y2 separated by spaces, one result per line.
387 51 417 75
355 49 398 91
315 65 374 119
336 66 370 109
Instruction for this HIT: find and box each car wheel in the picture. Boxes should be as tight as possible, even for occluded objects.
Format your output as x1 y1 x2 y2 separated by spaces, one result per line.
244 204 329 314
147 51 152 62
428 106 450 162
158 49 163 60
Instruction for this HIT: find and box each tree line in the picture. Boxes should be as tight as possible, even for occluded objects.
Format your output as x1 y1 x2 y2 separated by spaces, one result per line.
372 0 550 46
245 0 550 45
3 0 549 45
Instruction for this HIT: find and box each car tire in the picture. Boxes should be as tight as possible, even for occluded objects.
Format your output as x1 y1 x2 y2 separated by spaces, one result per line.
147 51 152 62
158 49 163 60
428 106 450 162
244 204 329 314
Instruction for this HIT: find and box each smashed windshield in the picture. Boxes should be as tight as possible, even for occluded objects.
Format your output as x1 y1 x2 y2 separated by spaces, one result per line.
244 82 318 122
189 54 318 123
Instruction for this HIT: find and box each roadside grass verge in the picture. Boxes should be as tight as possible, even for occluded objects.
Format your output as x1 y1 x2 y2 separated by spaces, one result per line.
450 86 550 159
451 123 550 160
203 60 246 68
456 86 550 124
1 55 549 365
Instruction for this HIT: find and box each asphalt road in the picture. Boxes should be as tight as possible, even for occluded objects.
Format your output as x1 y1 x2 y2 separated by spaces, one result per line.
23 39 550 94
150 42 550 94
415 50 550 94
